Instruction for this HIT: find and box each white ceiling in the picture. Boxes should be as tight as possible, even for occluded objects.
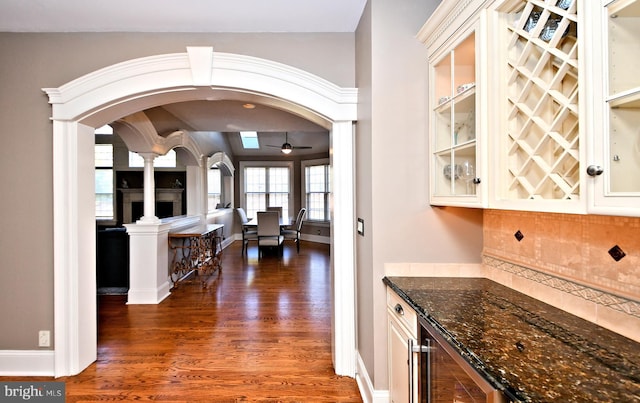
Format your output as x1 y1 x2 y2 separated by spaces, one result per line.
0 0 367 33
154 101 330 157
0 0 365 156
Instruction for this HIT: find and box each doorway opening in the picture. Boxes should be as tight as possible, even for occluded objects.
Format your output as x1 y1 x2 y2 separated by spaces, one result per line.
44 48 357 378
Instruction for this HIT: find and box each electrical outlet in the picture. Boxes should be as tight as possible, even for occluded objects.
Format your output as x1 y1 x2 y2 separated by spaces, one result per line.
38 330 50 347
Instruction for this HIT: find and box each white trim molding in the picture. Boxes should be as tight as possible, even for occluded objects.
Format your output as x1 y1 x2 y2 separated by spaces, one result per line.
0 351 55 377
355 352 389 403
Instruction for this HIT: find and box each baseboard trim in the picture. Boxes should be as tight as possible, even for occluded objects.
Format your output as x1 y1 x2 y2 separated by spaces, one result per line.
126 281 171 304
0 350 55 377
300 234 330 244
356 352 389 403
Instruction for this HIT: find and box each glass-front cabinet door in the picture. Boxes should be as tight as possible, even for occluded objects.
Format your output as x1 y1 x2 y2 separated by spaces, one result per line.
429 29 483 206
590 0 640 216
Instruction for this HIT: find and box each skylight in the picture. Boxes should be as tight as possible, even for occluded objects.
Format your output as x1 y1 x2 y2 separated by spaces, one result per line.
240 131 260 149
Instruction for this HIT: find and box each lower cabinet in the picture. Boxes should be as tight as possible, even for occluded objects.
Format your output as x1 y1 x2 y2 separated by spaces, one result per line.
388 287 507 403
387 288 419 402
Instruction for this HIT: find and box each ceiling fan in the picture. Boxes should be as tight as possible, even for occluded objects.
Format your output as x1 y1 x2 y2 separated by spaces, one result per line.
266 132 312 154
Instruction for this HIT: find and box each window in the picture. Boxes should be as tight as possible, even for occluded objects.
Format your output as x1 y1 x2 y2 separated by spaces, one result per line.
208 168 222 211
241 162 292 220
128 150 177 168
303 159 330 222
95 144 114 219
95 124 113 135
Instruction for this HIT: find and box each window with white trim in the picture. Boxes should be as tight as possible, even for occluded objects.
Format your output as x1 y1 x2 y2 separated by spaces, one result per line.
95 144 114 219
302 159 330 222
207 167 222 211
241 162 293 220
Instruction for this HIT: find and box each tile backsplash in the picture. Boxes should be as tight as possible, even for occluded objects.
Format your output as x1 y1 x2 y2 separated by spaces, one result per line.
483 209 640 341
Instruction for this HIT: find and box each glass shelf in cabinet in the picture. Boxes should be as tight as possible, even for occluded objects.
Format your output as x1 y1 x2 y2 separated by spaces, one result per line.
607 0 640 18
453 86 475 106
608 87 640 108
452 141 476 155
434 98 452 113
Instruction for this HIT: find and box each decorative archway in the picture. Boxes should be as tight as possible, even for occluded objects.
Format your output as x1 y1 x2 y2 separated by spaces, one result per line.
44 47 357 377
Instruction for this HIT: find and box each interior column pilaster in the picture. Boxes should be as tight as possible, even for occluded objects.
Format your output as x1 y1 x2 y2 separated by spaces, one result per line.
138 152 160 224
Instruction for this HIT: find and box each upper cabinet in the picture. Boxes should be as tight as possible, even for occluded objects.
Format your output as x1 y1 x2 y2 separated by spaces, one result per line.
589 0 640 216
489 0 583 214
420 0 640 216
418 1 488 208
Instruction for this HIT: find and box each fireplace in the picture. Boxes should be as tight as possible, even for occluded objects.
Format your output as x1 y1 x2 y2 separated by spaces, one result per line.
119 188 184 223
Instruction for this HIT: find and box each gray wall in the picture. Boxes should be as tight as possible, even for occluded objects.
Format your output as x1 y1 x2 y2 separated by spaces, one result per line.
0 9 484 393
0 32 354 349
354 0 484 390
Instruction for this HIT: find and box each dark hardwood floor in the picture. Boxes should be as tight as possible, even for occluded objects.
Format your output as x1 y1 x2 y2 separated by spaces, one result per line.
5 241 362 402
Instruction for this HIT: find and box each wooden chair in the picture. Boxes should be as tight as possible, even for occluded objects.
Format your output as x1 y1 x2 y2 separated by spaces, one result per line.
282 207 306 253
257 211 284 258
236 207 257 254
266 206 282 219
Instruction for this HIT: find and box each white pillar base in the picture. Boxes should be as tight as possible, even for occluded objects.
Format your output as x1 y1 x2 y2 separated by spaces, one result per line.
124 221 172 304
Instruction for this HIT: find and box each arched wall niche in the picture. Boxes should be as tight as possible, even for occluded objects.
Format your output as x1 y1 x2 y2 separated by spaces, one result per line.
44 47 357 379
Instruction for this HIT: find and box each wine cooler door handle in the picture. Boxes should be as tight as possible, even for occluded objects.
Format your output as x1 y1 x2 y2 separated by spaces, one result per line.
410 340 433 403
408 338 415 403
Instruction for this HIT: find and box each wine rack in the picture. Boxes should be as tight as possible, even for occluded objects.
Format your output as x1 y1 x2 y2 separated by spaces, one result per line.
500 0 580 200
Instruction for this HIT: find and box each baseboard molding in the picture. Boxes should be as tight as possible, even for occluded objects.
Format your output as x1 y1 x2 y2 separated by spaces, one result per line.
0 350 55 377
300 233 330 244
356 352 389 403
126 281 171 304
220 236 234 250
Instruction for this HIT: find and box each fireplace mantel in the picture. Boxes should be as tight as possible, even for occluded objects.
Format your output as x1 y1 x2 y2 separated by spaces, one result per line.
119 188 184 223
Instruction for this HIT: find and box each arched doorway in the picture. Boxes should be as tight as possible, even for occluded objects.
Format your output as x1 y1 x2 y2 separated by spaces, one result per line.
44 47 357 377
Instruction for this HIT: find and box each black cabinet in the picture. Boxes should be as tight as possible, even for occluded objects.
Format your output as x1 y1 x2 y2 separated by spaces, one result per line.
96 227 129 291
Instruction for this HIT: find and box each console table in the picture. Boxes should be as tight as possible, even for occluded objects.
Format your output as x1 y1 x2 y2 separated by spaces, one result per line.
168 223 223 287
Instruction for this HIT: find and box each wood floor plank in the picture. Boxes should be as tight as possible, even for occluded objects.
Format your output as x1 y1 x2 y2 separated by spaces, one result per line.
2 241 362 402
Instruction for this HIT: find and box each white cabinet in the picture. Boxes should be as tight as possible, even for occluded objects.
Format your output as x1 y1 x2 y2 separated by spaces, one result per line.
419 1 488 208
589 0 640 216
387 288 418 403
418 0 593 214
420 0 640 216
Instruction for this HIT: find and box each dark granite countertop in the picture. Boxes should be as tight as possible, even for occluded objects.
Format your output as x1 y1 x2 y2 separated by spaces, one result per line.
383 276 640 403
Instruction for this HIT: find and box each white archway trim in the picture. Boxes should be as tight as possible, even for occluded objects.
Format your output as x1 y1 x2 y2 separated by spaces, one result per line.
112 112 205 163
43 47 358 127
43 47 357 378
207 151 235 175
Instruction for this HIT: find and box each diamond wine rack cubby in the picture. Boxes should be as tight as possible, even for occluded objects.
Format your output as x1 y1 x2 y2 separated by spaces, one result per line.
501 0 579 200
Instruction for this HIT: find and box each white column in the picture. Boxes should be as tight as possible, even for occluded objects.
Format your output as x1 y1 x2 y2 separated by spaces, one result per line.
138 152 160 224
53 121 97 377
201 158 208 218
186 165 202 217
330 120 356 377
